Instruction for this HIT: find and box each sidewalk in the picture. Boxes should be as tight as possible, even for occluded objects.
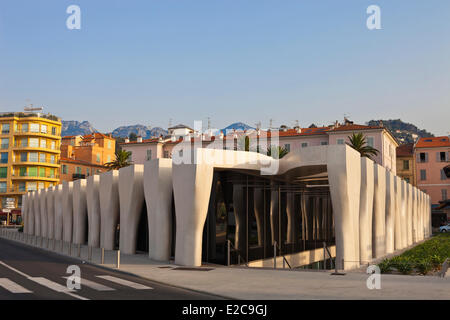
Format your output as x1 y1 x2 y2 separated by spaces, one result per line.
1 228 449 300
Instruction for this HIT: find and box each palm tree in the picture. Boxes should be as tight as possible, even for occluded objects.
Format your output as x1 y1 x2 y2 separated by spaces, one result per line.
237 135 250 151
266 145 289 159
347 132 379 160
105 150 133 170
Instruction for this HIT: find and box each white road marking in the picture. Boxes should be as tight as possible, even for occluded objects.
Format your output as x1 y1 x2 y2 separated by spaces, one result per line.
96 275 153 290
0 278 32 294
0 260 89 300
63 276 115 291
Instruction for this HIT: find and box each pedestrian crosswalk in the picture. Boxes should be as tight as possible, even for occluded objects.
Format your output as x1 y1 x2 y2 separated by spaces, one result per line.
0 274 153 295
0 278 32 294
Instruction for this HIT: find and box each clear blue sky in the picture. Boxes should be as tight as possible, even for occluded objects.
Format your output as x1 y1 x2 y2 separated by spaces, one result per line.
1 1 449 135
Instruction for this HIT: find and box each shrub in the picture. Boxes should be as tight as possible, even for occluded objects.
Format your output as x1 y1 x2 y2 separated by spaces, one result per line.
415 260 432 275
378 259 392 274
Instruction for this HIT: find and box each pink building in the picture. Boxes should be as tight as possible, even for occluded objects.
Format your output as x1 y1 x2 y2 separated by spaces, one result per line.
414 136 450 212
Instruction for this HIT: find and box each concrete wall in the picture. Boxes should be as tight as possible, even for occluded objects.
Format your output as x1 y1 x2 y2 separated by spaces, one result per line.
118 165 145 255
372 164 386 259
46 187 55 240
385 170 395 254
73 179 88 245
99 170 120 250
327 145 361 270
39 189 48 239
54 184 63 241
87 175 101 248
143 159 173 261
359 157 374 264
173 163 214 266
62 181 73 243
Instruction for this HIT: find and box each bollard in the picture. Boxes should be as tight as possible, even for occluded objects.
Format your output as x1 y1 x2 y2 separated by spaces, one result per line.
101 248 105 264
117 250 120 269
273 241 277 269
77 244 81 257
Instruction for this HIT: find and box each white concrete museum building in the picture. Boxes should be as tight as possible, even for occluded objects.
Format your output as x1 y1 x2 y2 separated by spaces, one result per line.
20 145 431 270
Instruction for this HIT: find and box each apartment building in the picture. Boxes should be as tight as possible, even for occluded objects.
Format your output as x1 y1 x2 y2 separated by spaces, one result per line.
396 143 416 186
60 132 115 182
121 121 399 175
414 136 450 221
0 111 61 212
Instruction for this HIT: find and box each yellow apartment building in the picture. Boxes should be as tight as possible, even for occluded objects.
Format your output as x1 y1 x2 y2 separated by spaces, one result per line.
0 112 61 212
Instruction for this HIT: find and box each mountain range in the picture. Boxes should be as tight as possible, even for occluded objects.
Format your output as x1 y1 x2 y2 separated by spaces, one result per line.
61 119 435 145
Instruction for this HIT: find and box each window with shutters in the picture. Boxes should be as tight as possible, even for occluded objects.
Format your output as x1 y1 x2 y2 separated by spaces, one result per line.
146 149 152 161
419 152 428 163
442 189 448 201
420 169 426 181
403 160 409 170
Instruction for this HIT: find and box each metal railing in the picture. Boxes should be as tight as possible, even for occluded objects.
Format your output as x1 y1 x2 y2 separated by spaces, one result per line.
227 240 248 267
273 241 292 269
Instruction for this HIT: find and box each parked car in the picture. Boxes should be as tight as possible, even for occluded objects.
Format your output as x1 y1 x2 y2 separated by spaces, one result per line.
440 224 450 232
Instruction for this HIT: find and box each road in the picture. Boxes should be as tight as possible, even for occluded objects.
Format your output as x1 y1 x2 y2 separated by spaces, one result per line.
0 237 222 300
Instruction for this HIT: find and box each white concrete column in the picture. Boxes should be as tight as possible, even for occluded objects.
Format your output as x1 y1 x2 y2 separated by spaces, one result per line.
119 165 145 255
87 175 101 248
253 188 265 247
39 189 48 239
22 194 28 234
270 188 279 245
54 185 63 241
286 192 298 244
385 170 395 255
418 191 424 241
62 181 74 243
46 187 55 240
144 159 173 261
28 192 35 236
173 163 214 267
411 187 417 243
427 195 430 236
34 190 41 237
99 170 120 250
73 179 88 245
327 145 361 270
372 164 386 259
406 184 413 246
359 157 374 264
400 180 407 249
393 177 402 250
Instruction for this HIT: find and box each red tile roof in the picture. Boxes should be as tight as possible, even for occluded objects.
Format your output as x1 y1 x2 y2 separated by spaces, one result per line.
415 136 450 148
396 143 414 157
60 157 106 167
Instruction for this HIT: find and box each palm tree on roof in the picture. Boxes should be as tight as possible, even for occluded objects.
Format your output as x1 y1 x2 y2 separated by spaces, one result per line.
105 150 133 170
347 132 379 160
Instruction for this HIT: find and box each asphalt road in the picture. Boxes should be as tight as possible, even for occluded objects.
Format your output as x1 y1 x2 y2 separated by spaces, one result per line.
0 237 222 300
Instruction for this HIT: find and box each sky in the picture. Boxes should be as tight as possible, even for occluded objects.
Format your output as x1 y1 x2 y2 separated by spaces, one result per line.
0 0 449 135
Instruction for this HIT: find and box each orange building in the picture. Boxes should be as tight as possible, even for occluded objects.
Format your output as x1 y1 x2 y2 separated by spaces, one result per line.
60 132 116 182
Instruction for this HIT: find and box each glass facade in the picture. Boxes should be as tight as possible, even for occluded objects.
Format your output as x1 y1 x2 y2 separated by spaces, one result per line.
202 170 335 266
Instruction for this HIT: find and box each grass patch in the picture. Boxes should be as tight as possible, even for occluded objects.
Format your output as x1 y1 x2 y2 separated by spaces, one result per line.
377 233 450 275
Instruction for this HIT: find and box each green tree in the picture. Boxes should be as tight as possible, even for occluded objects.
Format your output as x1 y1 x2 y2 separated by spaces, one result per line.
347 132 379 160
129 132 138 142
105 150 133 170
266 145 289 159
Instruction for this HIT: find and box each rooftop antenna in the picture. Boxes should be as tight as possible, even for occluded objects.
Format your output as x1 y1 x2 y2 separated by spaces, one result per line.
168 118 172 128
294 120 299 128
269 119 273 129
207 117 211 130
255 121 261 130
